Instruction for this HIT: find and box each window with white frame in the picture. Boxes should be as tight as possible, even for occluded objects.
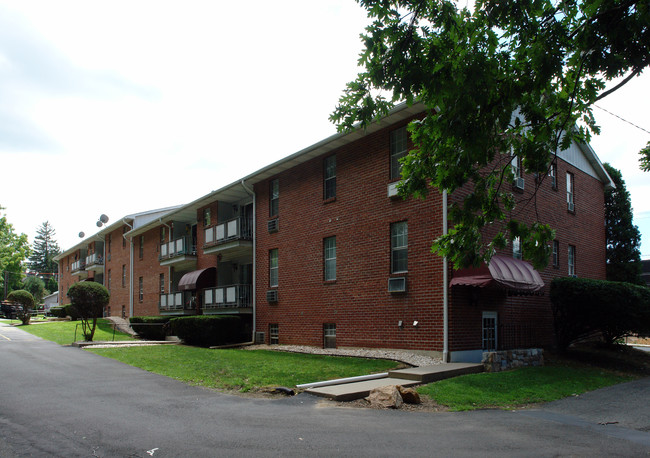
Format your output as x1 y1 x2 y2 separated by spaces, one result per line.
549 161 557 189
269 324 279 345
270 179 279 217
269 249 279 287
324 236 336 281
324 155 336 200
568 245 576 276
138 276 143 302
390 126 408 180
391 221 408 273
567 172 574 211
159 273 165 294
513 236 522 260
552 240 559 268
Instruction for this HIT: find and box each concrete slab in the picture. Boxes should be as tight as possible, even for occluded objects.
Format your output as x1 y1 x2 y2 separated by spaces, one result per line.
389 363 484 383
306 377 420 402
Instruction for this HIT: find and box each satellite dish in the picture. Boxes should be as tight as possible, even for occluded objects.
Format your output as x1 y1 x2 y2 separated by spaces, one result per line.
96 221 103 227
79 232 85 238
99 214 109 224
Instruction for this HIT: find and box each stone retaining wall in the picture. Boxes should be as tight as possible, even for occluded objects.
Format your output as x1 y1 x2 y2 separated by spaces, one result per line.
482 348 544 372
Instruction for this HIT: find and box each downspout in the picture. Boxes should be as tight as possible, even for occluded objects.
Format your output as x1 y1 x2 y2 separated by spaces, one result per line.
123 218 134 318
240 179 256 344
159 219 173 298
442 189 449 363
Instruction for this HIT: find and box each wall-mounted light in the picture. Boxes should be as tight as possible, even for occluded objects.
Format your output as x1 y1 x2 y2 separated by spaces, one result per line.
413 320 419 327
398 320 403 328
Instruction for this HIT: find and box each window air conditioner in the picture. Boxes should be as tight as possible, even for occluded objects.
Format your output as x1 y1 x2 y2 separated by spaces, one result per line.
267 219 279 233
514 177 525 190
255 332 265 344
266 289 278 303
388 277 407 293
387 182 399 198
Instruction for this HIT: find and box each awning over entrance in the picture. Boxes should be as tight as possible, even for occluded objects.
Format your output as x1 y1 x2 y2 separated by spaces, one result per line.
178 267 216 291
449 255 544 293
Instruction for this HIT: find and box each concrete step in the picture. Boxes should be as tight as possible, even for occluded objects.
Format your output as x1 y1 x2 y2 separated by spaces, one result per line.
389 363 484 383
305 377 420 402
304 363 484 401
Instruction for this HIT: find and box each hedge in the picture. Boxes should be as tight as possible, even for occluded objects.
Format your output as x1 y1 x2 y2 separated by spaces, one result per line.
550 277 650 350
166 315 246 347
50 304 80 320
129 316 173 341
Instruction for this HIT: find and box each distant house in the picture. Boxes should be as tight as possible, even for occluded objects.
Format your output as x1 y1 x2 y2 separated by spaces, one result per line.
43 291 59 313
54 102 614 362
641 260 650 287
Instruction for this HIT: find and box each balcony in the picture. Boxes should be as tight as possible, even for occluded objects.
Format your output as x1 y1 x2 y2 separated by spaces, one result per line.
203 217 253 261
71 260 88 278
159 291 197 315
85 253 104 273
159 236 197 269
202 284 252 314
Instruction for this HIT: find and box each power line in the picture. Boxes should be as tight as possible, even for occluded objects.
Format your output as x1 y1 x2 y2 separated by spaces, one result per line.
594 105 650 135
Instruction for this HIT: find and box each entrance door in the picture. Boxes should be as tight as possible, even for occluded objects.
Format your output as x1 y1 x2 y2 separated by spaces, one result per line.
482 311 497 351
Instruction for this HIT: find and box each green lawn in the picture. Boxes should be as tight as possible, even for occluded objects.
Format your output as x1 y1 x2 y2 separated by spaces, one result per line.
18 319 135 345
88 345 399 392
416 363 634 411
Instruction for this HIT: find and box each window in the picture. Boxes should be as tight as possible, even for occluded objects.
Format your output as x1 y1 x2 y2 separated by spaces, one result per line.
568 245 576 276
324 236 336 281
122 265 126 288
324 155 336 200
552 240 560 268
121 305 126 319
482 311 497 351
390 126 408 180
512 236 522 260
138 277 144 302
203 208 211 227
270 179 279 216
324 323 336 349
159 273 165 294
269 324 279 345
139 235 144 259
269 249 279 287
391 221 408 273
108 234 112 254
549 162 557 189
511 153 522 179
107 269 112 291
567 172 574 211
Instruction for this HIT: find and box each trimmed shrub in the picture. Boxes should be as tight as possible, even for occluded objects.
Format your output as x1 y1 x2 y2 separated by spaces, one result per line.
166 315 246 347
7 290 35 325
64 304 80 321
50 305 68 319
550 277 650 351
129 316 172 341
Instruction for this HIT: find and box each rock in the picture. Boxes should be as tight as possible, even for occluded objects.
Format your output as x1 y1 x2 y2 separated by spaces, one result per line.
397 386 421 404
366 386 403 409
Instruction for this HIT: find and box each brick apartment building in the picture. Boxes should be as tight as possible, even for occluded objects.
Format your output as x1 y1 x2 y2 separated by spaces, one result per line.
55 102 613 362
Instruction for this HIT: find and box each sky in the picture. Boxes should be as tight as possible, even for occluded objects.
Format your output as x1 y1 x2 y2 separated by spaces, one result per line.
1 1 649 260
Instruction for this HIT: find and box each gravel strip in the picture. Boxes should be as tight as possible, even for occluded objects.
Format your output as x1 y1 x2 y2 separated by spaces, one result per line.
244 344 442 367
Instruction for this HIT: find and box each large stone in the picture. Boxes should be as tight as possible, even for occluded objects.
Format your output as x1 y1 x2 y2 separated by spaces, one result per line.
366 385 403 409
397 386 421 404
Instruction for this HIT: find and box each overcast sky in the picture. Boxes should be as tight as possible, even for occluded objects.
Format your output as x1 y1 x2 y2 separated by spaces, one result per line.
1 1 649 261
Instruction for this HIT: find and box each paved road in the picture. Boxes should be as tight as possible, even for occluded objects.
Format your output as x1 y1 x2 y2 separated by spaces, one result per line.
1 322 649 457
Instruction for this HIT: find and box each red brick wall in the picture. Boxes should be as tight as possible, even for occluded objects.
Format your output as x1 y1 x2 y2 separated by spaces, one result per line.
104 225 132 318
254 119 446 350
448 155 607 352
132 226 168 317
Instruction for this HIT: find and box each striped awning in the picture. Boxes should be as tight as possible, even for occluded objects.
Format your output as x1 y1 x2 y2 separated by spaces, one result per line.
449 255 544 293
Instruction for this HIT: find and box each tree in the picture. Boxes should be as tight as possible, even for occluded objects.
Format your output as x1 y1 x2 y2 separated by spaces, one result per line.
604 163 642 283
7 289 35 325
331 0 650 269
29 221 60 276
67 282 110 342
1 206 31 300
23 276 46 305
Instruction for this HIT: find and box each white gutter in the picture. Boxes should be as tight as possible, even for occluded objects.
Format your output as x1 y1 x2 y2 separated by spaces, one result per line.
442 190 449 363
240 179 256 343
123 218 134 317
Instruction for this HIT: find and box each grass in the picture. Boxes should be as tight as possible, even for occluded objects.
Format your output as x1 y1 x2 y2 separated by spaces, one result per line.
88 345 400 392
17 319 135 345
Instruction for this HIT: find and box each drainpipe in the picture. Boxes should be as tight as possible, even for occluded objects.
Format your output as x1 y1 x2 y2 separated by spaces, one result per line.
442 189 449 363
123 218 134 318
240 179 256 344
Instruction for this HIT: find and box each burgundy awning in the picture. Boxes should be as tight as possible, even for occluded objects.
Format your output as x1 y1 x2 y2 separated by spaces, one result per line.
178 267 216 291
450 255 544 293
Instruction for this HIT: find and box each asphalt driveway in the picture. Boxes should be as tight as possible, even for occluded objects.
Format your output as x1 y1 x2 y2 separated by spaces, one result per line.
1 322 648 457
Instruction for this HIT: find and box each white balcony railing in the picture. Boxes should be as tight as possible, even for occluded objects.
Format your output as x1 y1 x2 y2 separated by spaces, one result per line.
203 284 252 309
159 236 196 260
204 216 252 247
71 260 86 272
85 253 103 266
